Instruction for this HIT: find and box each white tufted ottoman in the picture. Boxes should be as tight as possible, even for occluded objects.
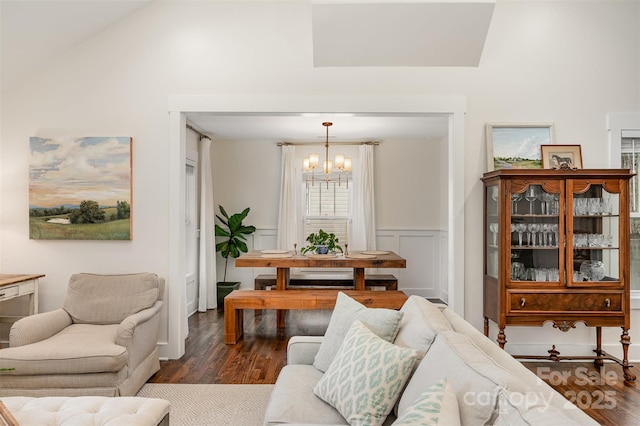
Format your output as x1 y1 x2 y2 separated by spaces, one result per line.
0 396 169 425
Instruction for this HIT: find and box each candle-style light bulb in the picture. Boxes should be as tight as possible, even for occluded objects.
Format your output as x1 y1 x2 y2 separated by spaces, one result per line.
343 158 352 172
309 154 319 169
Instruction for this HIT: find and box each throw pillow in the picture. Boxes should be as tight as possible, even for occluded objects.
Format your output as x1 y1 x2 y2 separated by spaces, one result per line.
392 378 461 426
314 320 417 426
393 296 452 359
494 389 582 426
398 331 517 426
313 292 404 373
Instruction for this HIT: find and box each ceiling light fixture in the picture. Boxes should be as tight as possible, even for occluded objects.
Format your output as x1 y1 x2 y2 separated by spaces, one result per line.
303 122 352 188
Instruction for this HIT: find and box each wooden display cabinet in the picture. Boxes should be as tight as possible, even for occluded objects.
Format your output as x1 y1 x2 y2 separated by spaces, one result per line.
481 169 636 381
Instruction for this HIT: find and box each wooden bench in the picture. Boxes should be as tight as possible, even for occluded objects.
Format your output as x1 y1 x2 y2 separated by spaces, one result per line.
252 273 398 316
254 273 398 290
224 289 408 344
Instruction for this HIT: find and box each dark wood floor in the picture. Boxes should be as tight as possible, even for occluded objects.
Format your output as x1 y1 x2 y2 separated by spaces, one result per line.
149 308 640 425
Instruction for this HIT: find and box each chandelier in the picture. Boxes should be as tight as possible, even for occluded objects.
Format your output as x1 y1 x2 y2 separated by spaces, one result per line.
302 122 352 188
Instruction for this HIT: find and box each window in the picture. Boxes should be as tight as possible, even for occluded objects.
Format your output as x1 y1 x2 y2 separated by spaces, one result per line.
622 137 640 291
304 173 350 247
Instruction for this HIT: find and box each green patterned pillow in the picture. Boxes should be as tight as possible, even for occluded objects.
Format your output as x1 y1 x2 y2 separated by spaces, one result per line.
314 292 404 373
314 320 417 426
392 379 461 426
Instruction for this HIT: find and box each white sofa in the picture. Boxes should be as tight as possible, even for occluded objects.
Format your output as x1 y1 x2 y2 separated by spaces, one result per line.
264 294 598 425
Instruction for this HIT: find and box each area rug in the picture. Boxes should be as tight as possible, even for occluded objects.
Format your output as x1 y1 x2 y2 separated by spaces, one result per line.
137 383 273 426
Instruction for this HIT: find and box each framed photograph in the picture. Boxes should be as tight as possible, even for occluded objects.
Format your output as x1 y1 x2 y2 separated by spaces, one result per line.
486 123 555 171
29 136 132 240
541 144 583 169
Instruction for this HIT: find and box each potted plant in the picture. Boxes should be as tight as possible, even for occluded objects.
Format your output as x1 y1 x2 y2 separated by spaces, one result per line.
215 205 256 307
300 229 343 255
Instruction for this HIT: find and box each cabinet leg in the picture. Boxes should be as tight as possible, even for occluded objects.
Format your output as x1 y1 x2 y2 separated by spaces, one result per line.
497 328 507 349
621 328 636 382
484 317 489 337
594 326 604 367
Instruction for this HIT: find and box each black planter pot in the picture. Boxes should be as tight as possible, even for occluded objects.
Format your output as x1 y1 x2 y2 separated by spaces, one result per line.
216 281 240 309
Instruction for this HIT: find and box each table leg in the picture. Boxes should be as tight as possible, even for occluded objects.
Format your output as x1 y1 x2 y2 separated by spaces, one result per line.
276 268 290 290
276 268 290 329
32 278 39 314
353 268 365 290
224 306 243 344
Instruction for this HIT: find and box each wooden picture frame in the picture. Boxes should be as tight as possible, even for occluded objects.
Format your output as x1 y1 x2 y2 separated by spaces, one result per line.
541 144 583 169
486 123 555 171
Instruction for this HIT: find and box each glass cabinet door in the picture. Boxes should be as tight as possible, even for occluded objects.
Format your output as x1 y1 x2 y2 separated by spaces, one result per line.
509 182 563 284
486 184 499 279
567 181 621 287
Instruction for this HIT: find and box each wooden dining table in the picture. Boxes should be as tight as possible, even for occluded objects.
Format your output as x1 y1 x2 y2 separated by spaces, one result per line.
235 250 406 291
236 250 406 327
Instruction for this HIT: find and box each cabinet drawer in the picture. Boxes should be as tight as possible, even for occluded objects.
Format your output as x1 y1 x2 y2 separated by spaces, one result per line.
18 280 35 295
0 285 19 301
509 292 622 313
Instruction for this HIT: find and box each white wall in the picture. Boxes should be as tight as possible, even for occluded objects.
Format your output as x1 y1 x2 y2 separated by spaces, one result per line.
1 1 638 359
210 137 443 231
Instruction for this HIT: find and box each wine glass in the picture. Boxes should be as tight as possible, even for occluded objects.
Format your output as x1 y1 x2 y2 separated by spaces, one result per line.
541 223 551 246
515 223 527 246
551 223 560 247
525 186 540 215
541 192 555 215
511 193 522 215
489 223 499 246
527 223 540 246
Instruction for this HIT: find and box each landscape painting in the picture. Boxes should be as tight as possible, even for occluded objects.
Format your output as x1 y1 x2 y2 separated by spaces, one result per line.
486 123 554 171
29 136 132 240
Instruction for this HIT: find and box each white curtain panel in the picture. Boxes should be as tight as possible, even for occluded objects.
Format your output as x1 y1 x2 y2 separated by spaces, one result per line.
198 136 217 312
350 144 377 251
277 145 299 251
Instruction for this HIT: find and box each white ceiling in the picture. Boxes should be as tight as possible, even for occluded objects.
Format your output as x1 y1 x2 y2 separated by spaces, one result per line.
0 0 155 91
0 0 492 142
312 0 495 67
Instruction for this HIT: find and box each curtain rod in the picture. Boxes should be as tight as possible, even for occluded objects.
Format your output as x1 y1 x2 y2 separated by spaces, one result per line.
186 123 208 140
277 141 379 146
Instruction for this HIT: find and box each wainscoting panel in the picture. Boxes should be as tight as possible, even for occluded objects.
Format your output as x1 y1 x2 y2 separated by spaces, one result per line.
377 230 444 299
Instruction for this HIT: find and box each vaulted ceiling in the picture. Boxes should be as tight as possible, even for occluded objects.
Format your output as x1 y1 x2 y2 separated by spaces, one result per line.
1 0 494 142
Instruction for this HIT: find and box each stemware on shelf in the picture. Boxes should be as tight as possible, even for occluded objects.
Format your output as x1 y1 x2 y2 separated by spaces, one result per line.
551 223 560 247
515 223 526 246
541 192 555 215
541 223 551 246
524 186 540 215
511 193 522 214
527 223 540 246
489 223 499 246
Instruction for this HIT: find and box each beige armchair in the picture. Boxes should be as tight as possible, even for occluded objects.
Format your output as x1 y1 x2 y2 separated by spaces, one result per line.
0 273 164 397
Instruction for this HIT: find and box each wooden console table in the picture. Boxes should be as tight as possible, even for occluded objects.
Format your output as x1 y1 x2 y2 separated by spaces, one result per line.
0 274 45 348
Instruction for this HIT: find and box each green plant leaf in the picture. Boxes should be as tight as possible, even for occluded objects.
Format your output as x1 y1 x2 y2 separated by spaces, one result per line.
215 224 230 237
236 240 248 253
219 205 229 220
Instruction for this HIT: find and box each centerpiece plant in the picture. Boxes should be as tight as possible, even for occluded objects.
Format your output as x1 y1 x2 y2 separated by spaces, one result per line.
300 229 343 255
